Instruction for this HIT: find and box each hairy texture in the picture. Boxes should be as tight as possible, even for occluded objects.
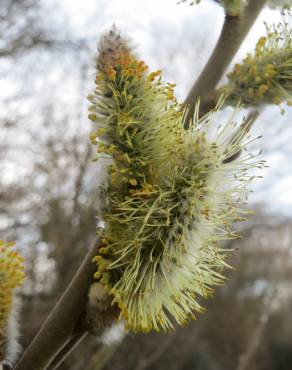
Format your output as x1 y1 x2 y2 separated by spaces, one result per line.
225 21 292 107
86 283 120 333
0 241 24 365
101 322 126 345
4 298 21 367
88 28 263 332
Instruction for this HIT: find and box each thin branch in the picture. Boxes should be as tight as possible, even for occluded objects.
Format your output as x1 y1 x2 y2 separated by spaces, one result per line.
134 334 176 370
237 310 270 370
72 145 92 216
47 332 88 370
86 343 121 370
14 240 100 370
237 243 292 370
183 0 266 127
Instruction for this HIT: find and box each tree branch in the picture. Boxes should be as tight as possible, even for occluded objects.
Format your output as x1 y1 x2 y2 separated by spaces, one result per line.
14 240 99 370
183 0 266 127
47 332 88 370
86 343 120 370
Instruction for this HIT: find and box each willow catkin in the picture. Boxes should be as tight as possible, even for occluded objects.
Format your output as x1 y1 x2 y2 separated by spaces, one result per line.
226 22 292 107
88 27 264 332
0 241 24 366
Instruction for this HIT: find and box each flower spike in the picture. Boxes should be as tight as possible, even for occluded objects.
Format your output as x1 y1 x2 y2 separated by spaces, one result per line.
0 241 24 366
88 27 263 332
226 21 292 107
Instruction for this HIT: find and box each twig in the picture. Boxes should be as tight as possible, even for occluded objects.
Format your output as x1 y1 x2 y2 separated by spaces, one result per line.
86 343 120 370
183 0 266 127
72 145 92 216
237 243 292 370
236 310 270 370
47 332 88 370
14 240 100 370
134 334 176 370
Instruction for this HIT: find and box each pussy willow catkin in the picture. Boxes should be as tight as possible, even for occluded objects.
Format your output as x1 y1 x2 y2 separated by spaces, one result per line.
88 27 263 332
0 241 24 364
226 21 292 107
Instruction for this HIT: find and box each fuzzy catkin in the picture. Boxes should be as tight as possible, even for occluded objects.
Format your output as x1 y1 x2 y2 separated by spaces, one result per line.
226 22 292 107
0 241 24 365
88 27 263 332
